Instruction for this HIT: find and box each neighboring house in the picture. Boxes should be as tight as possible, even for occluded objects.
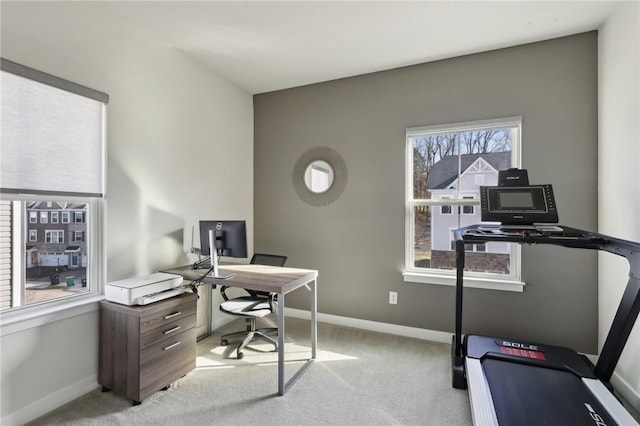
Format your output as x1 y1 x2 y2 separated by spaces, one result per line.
26 201 87 272
428 152 511 272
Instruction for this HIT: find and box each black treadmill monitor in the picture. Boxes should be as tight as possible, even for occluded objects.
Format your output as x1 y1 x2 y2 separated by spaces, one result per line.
199 220 248 258
480 184 558 225
498 191 534 209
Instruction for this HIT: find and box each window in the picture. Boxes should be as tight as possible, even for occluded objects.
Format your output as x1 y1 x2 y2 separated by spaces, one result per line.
462 196 474 215
0 59 108 319
404 117 523 291
45 230 64 244
440 197 452 214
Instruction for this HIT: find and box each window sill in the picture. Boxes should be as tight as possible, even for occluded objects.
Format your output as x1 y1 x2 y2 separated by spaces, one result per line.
403 271 525 292
0 293 105 337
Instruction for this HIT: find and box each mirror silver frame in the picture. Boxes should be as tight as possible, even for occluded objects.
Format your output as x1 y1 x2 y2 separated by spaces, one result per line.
293 147 347 206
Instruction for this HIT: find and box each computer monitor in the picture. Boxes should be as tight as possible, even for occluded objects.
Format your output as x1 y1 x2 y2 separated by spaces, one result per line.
199 220 248 258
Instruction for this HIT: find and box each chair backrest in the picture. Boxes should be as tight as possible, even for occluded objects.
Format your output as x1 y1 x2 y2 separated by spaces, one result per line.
248 254 287 298
250 253 287 267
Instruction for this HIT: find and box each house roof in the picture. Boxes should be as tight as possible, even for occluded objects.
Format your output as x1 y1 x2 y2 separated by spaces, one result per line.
427 151 511 189
27 202 87 210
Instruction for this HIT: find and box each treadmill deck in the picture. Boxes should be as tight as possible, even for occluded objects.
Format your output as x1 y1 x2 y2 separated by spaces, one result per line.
464 335 638 426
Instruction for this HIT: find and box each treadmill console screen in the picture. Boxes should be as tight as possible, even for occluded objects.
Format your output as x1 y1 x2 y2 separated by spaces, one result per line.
498 191 534 209
480 184 558 225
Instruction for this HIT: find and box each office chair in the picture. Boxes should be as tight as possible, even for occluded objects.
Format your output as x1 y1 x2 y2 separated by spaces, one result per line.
219 253 287 359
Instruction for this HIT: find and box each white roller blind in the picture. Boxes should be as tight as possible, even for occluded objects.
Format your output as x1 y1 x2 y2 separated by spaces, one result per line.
0 60 107 197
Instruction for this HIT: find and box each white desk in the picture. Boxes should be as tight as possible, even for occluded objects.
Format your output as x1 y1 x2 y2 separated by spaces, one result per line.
164 264 318 396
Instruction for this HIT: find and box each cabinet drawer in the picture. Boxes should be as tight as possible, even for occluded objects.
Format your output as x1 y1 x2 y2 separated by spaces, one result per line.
139 327 196 400
140 313 196 349
140 299 197 334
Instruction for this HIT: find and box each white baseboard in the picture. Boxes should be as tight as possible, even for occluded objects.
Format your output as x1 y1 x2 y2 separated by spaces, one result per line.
611 370 640 415
195 314 236 339
212 313 235 332
581 354 640 415
284 307 453 344
1 374 98 426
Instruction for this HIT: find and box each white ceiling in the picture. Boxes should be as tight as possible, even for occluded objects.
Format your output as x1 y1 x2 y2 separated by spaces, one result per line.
106 1 622 94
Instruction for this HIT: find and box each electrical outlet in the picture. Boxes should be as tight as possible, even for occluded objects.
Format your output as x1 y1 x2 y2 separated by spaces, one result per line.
389 291 398 305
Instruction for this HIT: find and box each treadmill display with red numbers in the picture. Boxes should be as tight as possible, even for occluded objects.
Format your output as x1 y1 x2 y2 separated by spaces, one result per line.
501 347 547 360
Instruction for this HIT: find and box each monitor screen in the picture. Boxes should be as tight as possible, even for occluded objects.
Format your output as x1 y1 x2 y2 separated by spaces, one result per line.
489 187 546 212
199 220 247 258
497 191 535 209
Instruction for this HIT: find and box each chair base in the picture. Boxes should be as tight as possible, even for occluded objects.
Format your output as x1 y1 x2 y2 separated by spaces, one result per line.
221 324 278 359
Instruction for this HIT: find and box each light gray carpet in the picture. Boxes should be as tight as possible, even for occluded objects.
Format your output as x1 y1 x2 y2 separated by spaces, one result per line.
28 318 473 425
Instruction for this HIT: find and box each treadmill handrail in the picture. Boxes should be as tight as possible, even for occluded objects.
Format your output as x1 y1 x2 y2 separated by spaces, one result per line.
452 224 640 385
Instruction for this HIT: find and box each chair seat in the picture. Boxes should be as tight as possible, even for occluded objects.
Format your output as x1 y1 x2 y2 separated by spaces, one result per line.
220 297 273 318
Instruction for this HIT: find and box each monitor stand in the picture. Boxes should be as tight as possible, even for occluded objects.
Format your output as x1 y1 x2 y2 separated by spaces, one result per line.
206 229 234 279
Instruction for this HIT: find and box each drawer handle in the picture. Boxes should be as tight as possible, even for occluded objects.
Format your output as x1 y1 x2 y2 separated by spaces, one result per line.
163 341 181 351
163 311 182 320
164 326 181 335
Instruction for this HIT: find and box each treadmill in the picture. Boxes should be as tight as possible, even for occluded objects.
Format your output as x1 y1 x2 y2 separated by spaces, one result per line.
450 170 640 425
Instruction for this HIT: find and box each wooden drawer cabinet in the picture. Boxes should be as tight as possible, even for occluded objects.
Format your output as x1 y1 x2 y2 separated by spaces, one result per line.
99 292 197 404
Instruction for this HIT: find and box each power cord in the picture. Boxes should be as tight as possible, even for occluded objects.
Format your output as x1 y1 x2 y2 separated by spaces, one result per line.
184 265 215 299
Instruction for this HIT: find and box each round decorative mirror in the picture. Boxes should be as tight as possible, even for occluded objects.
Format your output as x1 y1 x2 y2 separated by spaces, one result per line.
293 147 347 206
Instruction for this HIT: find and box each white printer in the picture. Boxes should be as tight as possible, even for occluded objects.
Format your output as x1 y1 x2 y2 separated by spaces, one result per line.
105 272 185 306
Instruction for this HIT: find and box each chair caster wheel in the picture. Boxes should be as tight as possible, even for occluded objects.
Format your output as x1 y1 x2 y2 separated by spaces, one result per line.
237 351 244 360
221 339 229 346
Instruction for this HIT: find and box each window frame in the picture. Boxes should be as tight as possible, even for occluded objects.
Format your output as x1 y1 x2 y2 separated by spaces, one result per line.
1 196 105 329
403 116 525 292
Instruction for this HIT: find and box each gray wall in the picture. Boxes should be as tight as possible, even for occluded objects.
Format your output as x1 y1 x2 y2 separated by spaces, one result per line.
254 32 599 353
